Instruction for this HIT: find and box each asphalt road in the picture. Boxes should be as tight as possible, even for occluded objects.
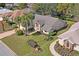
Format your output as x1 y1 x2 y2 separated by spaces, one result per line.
0 41 16 56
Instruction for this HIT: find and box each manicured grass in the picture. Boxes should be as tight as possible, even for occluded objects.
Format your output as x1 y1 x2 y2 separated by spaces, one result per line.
1 34 57 56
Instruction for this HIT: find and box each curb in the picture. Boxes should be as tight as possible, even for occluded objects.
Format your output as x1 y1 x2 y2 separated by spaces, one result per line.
49 40 61 56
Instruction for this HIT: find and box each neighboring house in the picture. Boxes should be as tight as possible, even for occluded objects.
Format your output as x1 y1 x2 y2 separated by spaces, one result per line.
22 8 33 14
0 7 13 17
0 8 13 28
5 3 19 9
10 10 24 20
73 16 79 22
33 14 67 34
58 22 79 51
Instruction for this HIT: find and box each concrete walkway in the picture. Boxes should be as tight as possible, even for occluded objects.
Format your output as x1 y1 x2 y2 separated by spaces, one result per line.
0 30 15 39
28 31 37 35
49 40 61 56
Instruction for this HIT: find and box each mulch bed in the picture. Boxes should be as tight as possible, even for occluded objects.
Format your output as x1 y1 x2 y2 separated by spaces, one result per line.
54 41 79 56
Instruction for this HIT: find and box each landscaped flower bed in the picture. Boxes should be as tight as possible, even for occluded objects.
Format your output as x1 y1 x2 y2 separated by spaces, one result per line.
54 41 79 56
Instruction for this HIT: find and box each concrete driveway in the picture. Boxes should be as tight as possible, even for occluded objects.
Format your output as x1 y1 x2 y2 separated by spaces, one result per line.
0 40 16 56
0 30 15 39
49 40 60 56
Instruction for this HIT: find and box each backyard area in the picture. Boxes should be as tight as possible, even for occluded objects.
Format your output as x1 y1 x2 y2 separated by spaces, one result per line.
1 20 75 56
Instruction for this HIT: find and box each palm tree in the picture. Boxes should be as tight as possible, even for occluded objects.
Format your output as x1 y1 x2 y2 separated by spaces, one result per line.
15 16 22 30
21 13 34 35
20 15 29 35
14 12 34 35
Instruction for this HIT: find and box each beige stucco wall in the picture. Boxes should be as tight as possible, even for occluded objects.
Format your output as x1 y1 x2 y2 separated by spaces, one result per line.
43 30 49 34
58 39 64 46
58 38 79 51
74 45 79 51
17 24 25 30
34 23 41 31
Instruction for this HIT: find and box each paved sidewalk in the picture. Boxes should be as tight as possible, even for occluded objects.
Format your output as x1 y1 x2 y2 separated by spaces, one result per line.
28 31 37 35
0 40 17 56
49 40 61 56
0 30 15 39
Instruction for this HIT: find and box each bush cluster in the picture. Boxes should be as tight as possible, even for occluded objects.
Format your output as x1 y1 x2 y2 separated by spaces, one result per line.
16 30 24 35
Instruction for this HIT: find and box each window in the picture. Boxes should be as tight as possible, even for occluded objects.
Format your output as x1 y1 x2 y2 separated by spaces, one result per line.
35 23 39 27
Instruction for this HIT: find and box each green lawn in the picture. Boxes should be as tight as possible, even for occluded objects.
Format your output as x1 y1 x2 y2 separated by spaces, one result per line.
1 20 75 56
1 34 57 56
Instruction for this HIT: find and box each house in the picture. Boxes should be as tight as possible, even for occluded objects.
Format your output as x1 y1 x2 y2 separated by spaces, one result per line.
73 16 79 22
0 8 13 31
0 7 13 17
5 3 19 9
10 10 24 20
33 14 67 34
58 22 79 51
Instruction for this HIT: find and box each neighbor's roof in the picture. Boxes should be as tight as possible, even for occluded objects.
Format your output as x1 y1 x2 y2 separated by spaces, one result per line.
0 8 12 14
10 10 24 20
33 14 67 32
58 29 79 44
58 22 79 44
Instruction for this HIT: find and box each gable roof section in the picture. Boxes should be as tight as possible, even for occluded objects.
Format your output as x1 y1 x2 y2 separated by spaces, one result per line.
0 8 12 14
33 14 67 32
58 22 79 44
10 10 24 20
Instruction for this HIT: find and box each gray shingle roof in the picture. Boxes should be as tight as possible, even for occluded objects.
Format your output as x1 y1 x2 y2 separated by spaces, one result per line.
58 29 79 44
58 22 79 44
33 14 67 32
0 8 12 14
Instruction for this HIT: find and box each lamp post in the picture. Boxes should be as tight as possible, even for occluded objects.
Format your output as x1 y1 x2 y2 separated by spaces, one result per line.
0 16 5 31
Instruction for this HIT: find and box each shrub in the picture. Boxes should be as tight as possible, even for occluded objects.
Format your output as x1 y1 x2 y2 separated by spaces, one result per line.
12 24 18 29
16 30 24 35
49 31 57 36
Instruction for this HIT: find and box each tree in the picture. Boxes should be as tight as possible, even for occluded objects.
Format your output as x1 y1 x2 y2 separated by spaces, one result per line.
16 3 27 10
15 16 22 30
55 4 74 20
0 17 5 31
0 21 5 31
45 31 57 41
0 3 5 7
21 13 34 35
32 4 56 15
